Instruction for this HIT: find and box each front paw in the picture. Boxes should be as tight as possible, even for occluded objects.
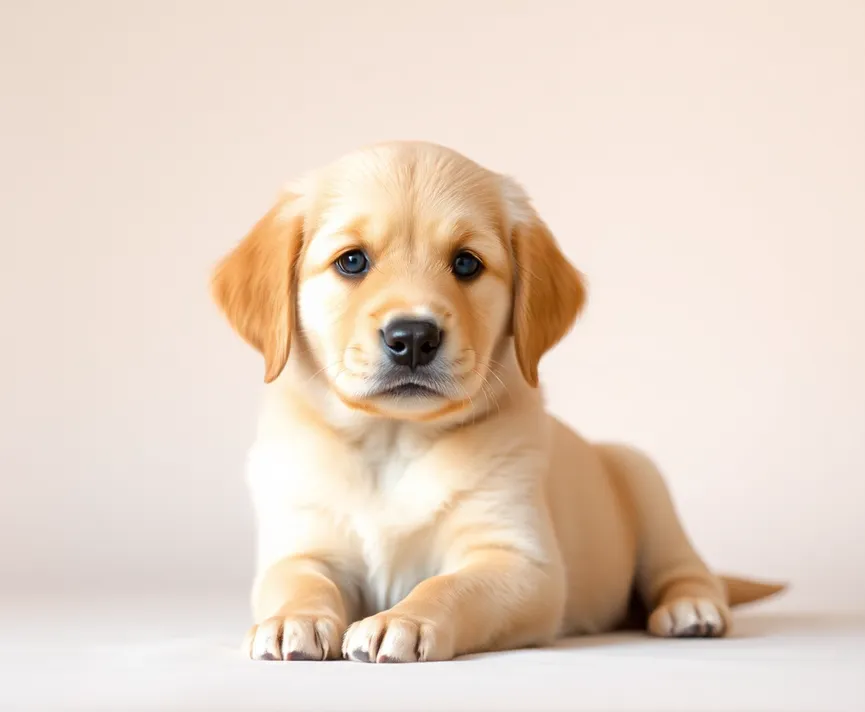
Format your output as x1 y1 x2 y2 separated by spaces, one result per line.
343 610 455 663
245 614 344 661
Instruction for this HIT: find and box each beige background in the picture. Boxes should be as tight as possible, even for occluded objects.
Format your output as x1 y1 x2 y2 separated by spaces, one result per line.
1 1 863 612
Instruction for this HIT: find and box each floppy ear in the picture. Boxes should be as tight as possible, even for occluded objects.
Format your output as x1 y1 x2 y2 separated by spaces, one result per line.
211 193 304 383
505 179 586 387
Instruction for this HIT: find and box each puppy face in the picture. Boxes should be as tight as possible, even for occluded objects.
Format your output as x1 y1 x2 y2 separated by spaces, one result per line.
212 142 584 420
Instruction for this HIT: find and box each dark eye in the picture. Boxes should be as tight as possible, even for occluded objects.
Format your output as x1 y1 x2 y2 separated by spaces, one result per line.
335 249 369 276
451 251 483 280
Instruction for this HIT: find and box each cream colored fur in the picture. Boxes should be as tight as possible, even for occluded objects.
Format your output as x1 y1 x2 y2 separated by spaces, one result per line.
212 141 783 663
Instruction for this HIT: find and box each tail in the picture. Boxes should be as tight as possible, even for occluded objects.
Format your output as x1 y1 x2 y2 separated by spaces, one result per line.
721 575 787 607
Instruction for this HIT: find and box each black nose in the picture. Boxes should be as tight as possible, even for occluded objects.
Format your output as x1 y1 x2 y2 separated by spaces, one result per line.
381 319 442 369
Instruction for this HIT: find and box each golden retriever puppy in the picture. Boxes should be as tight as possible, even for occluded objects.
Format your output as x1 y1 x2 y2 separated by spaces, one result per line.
212 141 783 662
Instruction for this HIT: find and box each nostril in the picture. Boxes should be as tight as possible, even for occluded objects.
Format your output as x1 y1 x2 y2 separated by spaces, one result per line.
391 340 407 354
422 329 442 352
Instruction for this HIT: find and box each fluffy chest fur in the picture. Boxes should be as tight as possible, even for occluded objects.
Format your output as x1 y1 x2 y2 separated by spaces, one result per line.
345 422 444 612
248 416 461 614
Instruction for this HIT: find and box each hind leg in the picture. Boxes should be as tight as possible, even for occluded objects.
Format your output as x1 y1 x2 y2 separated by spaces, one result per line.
598 444 730 638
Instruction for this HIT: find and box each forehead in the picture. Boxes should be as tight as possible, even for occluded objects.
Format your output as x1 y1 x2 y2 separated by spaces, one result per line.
308 146 505 255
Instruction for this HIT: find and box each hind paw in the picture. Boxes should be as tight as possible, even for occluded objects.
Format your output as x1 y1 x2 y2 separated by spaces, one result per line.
648 598 729 638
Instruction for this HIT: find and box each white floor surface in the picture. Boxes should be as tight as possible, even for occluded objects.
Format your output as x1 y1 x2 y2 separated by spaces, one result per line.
1 595 862 712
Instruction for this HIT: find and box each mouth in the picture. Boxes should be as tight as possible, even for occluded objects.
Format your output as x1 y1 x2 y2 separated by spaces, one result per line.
376 383 442 399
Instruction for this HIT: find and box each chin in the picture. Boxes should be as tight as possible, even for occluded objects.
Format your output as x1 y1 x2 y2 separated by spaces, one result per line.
333 383 470 422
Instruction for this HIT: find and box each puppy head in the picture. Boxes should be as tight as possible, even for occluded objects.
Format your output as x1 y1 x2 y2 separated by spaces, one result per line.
212 142 584 419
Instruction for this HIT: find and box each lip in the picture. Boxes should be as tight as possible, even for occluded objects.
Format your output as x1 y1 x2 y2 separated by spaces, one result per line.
376 383 442 398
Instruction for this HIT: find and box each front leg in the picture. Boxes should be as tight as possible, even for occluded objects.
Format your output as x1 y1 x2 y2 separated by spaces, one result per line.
344 547 565 663
245 556 349 661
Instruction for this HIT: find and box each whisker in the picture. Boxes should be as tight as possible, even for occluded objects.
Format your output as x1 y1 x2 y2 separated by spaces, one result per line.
470 368 501 418
304 358 347 385
455 380 476 425
485 364 508 393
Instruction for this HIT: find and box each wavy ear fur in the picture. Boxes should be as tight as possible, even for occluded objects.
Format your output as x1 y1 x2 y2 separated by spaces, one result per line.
504 178 586 387
211 193 304 383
